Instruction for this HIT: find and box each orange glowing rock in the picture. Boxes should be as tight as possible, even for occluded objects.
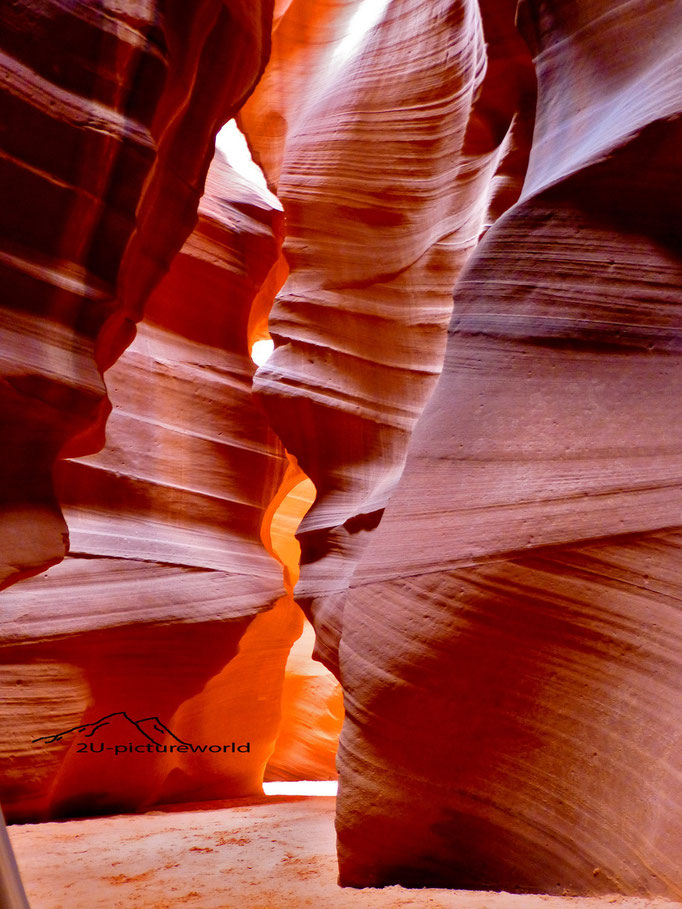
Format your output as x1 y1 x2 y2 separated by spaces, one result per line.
265 619 344 783
0 147 297 819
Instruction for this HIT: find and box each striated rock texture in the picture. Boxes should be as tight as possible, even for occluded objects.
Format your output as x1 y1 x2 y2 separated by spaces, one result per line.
0 0 274 589
0 153 303 821
0 0 344 824
1 0 680 899
241 0 536 672
333 0 682 897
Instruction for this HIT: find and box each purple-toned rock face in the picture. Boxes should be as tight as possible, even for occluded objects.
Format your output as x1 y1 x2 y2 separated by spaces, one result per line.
0 0 680 899
329 0 682 894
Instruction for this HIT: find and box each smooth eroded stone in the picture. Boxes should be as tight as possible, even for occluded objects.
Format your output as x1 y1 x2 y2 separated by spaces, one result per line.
242 0 535 672
0 150 304 820
336 0 682 894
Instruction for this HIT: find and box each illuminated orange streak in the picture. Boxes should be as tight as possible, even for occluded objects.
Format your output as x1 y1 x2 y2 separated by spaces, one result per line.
260 455 316 593
253 377 343 788
247 250 289 347
234 126 340 784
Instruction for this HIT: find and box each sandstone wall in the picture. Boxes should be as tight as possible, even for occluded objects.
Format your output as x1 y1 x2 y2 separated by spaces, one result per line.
0 149 300 820
0 0 274 588
0 0 679 897
333 0 682 895
241 0 536 672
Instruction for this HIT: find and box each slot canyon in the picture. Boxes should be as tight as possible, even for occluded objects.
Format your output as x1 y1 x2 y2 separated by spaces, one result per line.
0 1 680 907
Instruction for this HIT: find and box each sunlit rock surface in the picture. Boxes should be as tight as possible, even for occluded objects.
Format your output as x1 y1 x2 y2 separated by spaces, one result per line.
265 619 344 783
241 0 536 673
333 0 682 896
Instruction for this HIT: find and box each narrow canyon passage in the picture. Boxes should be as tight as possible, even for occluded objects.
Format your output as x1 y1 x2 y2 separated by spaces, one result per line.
0 0 681 905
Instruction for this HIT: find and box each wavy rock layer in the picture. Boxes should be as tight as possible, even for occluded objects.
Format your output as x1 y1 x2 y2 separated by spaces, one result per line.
241 0 535 672
0 0 273 588
0 154 301 821
335 0 682 895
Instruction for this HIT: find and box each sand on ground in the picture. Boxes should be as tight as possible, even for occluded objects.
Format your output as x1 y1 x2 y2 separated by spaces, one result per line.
7 797 682 909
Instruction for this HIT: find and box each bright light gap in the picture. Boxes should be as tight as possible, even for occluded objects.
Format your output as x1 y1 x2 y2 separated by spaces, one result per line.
251 338 275 367
214 120 282 211
332 0 391 67
262 780 338 797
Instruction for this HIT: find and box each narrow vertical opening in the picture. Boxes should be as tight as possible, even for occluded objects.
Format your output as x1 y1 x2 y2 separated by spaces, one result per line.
217 118 342 790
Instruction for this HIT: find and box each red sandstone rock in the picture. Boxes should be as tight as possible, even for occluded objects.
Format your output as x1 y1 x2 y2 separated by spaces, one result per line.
0 0 344 823
0 152 300 820
0 0 680 900
334 0 682 896
241 0 535 673
0 0 274 589
265 618 344 782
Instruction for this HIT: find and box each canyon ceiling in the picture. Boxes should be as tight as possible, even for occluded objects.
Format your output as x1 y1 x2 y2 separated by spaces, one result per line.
0 0 680 899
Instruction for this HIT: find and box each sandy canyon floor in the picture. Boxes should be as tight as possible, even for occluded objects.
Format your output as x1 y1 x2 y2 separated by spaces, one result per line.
8 797 682 909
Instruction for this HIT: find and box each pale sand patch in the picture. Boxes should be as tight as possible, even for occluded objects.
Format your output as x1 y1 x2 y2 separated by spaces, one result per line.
7 797 682 909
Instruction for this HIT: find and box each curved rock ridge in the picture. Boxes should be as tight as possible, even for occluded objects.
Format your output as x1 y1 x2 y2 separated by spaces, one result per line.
335 0 682 895
241 0 535 671
0 150 302 821
0 0 678 894
0 0 274 589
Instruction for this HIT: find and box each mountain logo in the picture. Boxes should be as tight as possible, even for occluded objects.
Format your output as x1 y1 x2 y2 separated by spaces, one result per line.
33 712 190 747
32 711 251 755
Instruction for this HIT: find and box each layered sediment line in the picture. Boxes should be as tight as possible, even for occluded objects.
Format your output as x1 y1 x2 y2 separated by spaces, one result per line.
0 150 296 820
